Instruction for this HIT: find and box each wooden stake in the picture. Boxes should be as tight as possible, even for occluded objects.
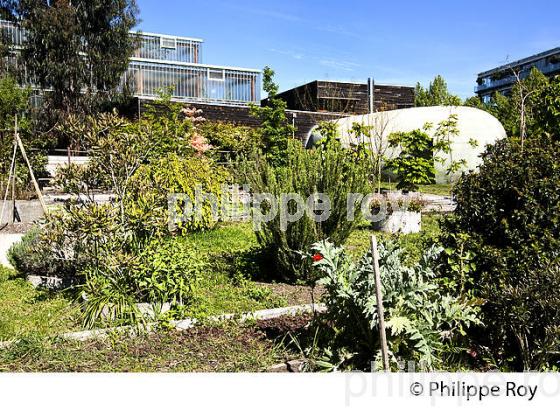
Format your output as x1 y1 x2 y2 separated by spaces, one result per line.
371 234 390 371
0 141 17 226
14 117 48 215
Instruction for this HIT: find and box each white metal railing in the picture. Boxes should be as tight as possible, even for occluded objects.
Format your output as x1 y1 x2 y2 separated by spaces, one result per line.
125 60 261 104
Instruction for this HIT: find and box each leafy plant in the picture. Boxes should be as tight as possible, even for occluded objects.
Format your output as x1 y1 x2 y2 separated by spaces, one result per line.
370 196 427 215
441 134 560 370
126 153 229 236
386 127 435 191
312 240 480 370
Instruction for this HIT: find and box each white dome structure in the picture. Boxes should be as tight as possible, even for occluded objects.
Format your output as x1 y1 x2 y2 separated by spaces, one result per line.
324 106 507 184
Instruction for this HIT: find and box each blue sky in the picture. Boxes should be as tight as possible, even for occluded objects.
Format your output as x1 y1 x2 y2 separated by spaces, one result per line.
136 0 560 98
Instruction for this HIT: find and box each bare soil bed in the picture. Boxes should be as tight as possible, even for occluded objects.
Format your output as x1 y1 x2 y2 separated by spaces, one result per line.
0 314 314 372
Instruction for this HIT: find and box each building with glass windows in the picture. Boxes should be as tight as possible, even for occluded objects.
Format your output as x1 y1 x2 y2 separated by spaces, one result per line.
475 47 560 103
0 20 261 106
126 31 261 105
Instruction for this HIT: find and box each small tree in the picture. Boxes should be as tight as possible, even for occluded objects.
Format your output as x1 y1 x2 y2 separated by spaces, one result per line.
349 112 392 193
485 68 549 139
249 66 294 167
386 126 435 191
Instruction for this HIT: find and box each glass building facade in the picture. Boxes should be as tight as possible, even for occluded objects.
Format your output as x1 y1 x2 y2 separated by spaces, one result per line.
1 21 261 105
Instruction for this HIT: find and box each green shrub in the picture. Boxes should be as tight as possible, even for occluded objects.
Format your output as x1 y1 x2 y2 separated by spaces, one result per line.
312 240 480 370
81 236 205 327
199 121 263 160
8 227 78 279
137 238 205 306
0 265 13 282
386 128 435 191
441 135 560 370
126 153 229 236
241 140 371 282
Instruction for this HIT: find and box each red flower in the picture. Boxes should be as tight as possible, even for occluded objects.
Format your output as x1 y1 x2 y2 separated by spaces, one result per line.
312 253 324 262
467 348 478 359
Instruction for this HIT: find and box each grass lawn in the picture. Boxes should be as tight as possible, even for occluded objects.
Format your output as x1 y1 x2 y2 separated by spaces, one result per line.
345 213 443 263
379 182 453 197
0 268 80 342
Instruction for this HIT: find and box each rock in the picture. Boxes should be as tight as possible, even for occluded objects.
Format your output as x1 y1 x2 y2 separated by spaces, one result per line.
287 359 305 373
267 363 288 373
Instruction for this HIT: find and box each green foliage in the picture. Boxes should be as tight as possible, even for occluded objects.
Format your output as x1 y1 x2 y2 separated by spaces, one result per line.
199 121 264 160
14 0 139 116
139 240 206 305
249 66 295 167
386 128 435 190
485 68 550 137
415 75 462 107
312 240 480 370
534 75 560 135
386 114 465 189
463 96 485 109
441 134 560 370
81 236 206 327
55 104 218 236
0 74 51 197
126 153 229 236
240 140 371 282
40 105 224 326
8 227 75 279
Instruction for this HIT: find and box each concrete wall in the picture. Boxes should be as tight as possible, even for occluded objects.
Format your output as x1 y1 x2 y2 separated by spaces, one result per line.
0 200 45 224
46 155 89 177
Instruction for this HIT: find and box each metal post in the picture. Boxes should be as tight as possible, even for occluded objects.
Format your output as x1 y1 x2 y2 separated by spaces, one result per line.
368 77 375 114
371 234 390 371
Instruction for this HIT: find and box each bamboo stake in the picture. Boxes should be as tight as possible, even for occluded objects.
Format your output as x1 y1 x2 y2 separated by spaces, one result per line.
14 117 48 214
371 234 390 371
0 141 17 225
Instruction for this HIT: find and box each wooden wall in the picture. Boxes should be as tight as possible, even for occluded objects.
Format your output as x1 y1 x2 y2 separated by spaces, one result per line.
137 99 347 142
271 80 415 114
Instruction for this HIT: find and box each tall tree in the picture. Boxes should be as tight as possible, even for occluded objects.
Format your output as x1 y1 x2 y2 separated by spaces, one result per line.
415 75 462 107
10 0 138 116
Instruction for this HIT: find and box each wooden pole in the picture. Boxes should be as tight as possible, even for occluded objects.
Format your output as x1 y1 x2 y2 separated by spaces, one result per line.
14 117 48 215
0 141 17 226
371 234 390 371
